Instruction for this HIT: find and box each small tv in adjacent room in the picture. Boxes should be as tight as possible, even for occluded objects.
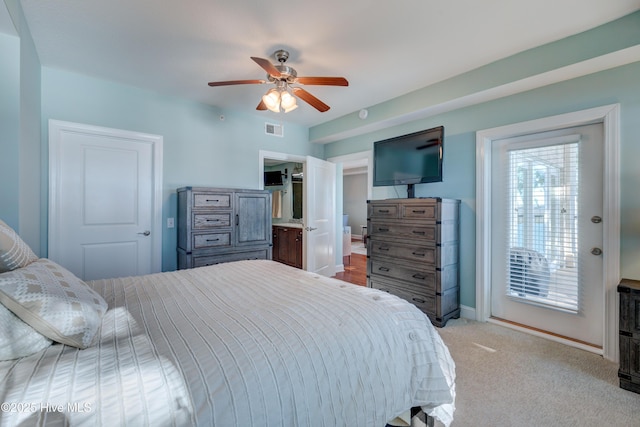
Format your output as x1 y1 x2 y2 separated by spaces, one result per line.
373 125 444 198
264 170 283 186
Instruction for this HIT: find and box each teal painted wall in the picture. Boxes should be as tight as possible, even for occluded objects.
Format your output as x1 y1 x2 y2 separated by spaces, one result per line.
323 61 640 310
3 0 42 254
0 32 20 228
41 67 321 271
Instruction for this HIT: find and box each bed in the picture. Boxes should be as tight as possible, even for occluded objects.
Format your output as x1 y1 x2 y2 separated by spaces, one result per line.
0 220 455 426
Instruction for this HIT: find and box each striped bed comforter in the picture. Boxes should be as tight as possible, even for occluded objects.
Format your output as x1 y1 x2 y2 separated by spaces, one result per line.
0 260 455 426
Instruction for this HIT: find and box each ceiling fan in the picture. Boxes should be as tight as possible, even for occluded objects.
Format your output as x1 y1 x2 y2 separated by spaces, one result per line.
207 49 348 113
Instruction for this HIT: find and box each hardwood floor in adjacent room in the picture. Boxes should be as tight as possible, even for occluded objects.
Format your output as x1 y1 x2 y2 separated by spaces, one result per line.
333 253 367 286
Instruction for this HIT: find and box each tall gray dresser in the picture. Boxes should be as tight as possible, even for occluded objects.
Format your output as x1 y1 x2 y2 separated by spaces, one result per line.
177 187 272 269
367 198 460 327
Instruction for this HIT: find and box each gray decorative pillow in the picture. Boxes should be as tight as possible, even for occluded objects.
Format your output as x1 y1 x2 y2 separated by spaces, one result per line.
0 219 38 273
0 302 52 360
0 258 108 348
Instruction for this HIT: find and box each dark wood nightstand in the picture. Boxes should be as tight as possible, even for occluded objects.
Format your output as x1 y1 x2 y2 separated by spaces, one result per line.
618 278 640 394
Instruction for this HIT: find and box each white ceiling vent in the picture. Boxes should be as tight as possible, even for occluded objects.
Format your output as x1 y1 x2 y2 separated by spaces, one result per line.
265 122 284 137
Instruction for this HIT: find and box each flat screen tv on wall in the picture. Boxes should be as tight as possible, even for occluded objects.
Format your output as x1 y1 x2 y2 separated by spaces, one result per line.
372 125 444 198
264 170 283 186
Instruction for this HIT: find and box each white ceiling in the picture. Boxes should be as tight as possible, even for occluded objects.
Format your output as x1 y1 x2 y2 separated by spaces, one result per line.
17 0 640 128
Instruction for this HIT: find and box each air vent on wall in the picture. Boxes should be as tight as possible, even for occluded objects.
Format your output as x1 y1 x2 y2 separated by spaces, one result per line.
265 122 284 137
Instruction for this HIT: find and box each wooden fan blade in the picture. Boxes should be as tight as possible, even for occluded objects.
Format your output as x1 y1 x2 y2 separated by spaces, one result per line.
292 87 330 112
251 57 282 78
256 100 267 111
208 79 266 87
296 77 349 86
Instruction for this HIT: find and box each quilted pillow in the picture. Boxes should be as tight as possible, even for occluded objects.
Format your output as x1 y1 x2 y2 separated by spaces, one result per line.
0 302 52 360
0 258 108 348
0 219 38 273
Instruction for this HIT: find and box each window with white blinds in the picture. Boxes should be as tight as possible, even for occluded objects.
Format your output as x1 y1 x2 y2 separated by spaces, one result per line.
506 139 580 313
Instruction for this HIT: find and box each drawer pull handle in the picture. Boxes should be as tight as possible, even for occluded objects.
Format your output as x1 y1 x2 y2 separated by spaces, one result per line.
378 247 390 251
378 228 390 232
412 231 426 235
206 238 220 242
412 252 425 257
206 219 220 222
412 274 426 280
378 209 390 213
412 210 426 214
378 267 390 272
412 297 426 304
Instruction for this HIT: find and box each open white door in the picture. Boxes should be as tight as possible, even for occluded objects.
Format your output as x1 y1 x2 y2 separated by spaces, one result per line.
303 156 336 276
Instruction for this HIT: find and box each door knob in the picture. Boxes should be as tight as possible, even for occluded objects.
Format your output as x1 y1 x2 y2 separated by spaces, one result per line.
591 247 602 256
591 216 602 224
138 230 151 236
305 226 318 232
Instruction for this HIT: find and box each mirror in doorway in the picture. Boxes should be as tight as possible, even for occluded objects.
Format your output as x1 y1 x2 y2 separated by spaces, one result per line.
291 163 303 219
265 161 303 221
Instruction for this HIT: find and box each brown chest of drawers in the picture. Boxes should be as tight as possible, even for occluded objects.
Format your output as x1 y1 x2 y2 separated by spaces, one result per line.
177 187 272 269
367 198 460 327
618 279 640 394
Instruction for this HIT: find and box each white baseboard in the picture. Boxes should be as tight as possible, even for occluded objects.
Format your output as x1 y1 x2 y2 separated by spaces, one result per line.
459 305 476 320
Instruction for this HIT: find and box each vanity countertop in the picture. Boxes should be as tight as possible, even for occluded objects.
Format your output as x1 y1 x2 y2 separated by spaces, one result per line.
273 223 303 229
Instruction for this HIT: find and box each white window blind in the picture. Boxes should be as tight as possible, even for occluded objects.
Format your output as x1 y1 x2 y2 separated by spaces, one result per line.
505 139 580 313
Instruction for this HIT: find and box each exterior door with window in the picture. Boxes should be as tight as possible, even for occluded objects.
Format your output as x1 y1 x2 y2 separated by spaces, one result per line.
490 123 604 347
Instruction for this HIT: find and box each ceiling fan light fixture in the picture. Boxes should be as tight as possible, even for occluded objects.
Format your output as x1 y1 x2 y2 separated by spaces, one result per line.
262 88 281 112
280 90 298 113
208 50 348 114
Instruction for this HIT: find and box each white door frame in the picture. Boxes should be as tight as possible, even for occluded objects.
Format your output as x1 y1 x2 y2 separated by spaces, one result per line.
327 150 374 201
258 150 306 189
259 150 339 276
475 104 620 361
48 120 164 274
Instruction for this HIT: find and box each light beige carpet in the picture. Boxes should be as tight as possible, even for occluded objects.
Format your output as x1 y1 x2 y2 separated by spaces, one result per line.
436 318 640 426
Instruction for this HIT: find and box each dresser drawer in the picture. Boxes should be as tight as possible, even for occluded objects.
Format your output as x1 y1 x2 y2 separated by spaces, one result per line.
369 259 436 291
370 277 436 315
192 249 270 268
193 232 231 249
193 213 231 229
394 287 436 316
193 192 231 208
370 239 437 264
369 203 399 219
401 203 437 220
368 221 437 240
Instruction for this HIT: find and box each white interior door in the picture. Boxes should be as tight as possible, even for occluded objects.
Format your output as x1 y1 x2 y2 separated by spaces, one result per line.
490 123 604 347
303 155 336 276
49 120 163 280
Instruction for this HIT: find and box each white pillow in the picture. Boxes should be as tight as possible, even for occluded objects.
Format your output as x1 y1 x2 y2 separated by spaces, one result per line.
0 219 38 273
0 302 52 360
0 258 108 348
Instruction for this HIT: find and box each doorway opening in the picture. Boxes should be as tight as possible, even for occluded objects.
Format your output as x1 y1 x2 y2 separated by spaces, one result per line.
327 151 373 269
